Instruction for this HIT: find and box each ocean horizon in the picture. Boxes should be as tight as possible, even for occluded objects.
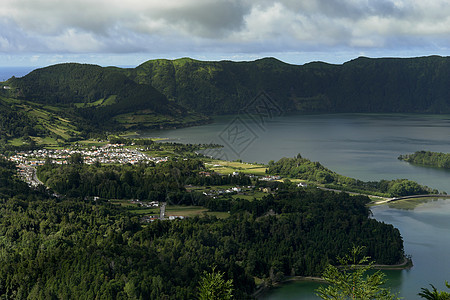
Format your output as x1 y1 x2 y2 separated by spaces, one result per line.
0 66 37 81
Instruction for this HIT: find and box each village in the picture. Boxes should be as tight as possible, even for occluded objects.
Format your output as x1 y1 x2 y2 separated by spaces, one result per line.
9 143 168 166
10 143 168 188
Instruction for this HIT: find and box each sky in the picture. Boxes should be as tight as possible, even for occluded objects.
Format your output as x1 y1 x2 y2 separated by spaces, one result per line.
2 0 450 68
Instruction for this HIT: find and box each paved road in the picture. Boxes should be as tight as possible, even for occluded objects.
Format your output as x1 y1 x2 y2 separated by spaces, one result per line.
18 166 44 187
30 167 44 186
317 186 389 201
380 194 449 203
317 187 449 205
159 202 166 219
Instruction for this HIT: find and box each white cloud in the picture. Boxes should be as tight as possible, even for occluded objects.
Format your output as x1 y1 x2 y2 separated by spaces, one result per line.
1 0 450 59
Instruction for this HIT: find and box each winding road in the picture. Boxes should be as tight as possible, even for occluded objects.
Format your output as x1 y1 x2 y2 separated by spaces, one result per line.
317 187 449 205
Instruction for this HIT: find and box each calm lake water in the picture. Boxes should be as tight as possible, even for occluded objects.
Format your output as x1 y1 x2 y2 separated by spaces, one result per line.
141 113 450 299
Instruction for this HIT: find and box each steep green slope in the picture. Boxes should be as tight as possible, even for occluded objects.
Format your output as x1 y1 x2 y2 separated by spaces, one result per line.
127 56 450 114
127 57 303 114
6 63 209 132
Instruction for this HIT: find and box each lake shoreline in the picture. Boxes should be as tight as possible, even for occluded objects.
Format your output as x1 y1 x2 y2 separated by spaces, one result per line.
254 256 412 298
137 114 450 299
252 276 325 299
371 256 413 270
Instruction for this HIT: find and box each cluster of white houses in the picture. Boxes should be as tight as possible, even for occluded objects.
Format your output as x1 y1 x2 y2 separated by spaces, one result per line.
203 186 243 197
130 199 159 207
9 144 168 166
260 175 282 181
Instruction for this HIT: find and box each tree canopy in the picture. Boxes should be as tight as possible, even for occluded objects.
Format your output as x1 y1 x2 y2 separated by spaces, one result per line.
0 156 406 298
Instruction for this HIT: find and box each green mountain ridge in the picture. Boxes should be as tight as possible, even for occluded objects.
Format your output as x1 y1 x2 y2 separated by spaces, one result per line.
2 55 450 146
127 55 450 114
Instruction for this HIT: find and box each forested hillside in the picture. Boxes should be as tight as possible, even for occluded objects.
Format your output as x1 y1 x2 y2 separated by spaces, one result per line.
0 100 43 144
0 156 404 298
127 55 450 114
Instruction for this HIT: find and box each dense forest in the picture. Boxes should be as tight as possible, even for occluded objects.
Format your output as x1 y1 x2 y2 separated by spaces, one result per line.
399 150 450 169
0 101 43 143
0 156 405 299
37 158 250 202
267 154 438 196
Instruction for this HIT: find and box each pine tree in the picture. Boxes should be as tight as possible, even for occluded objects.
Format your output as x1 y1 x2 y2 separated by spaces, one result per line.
197 267 233 300
316 246 399 300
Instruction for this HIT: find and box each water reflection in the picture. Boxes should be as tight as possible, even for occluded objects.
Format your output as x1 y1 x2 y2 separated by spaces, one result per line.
387 197 450 210
259 281 322 300
259 270 404 300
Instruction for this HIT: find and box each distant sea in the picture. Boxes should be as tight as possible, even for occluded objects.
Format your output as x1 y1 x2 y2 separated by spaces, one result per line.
0 66 37 81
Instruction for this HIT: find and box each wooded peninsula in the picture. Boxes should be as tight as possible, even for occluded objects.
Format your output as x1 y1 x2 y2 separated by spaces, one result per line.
399 150 450 169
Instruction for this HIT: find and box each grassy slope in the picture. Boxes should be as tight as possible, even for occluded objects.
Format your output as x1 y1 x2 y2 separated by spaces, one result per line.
6 63 208 126
206 160 267 176
0 96 80 145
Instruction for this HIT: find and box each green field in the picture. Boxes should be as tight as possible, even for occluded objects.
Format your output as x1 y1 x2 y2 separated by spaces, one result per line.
231 191 267 201
74 95 118 108
114 112 168 128
8 137 27 146
207 160 267 175
165 205 207 217
76 140 108 147
110 200 230 219
165 205 230 219
31 136 60 146
114 111 208 129
186 184 267 201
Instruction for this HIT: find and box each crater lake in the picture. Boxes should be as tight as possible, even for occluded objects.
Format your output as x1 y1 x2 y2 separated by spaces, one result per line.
140 113 450 299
